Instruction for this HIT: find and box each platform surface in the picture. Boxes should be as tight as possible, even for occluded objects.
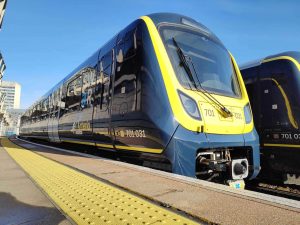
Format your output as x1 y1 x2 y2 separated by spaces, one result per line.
2 137 300 225
1 138 201 225
0 143 71 225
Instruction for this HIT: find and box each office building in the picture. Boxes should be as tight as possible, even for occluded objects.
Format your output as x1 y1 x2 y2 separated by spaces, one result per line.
0 81 21 110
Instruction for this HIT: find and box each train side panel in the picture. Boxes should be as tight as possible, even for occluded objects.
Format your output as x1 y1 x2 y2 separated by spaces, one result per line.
110 20 178 154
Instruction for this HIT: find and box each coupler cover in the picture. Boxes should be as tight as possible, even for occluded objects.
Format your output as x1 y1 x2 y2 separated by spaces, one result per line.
231 159 249 180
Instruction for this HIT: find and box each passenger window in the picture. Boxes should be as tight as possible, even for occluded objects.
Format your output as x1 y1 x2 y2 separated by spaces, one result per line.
37 103 42 121
42 99 49 119
53 92 57 112
94 67 103 105
30 108 34 123
53 89 60 112
49 94 53 111
66 76 82 111
81 68 96 109
34 105 39 122
99 51 113 110
48 93 56 117
32 105 37 121
61 84 67 109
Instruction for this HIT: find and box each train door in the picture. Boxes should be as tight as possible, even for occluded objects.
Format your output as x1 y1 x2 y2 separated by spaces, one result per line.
40 99 49 138
59 69 96 145
58 75 82 142
47 88 61 142
47 95 53 141
111 27 142 149
93 50 115 148
77 67 97 144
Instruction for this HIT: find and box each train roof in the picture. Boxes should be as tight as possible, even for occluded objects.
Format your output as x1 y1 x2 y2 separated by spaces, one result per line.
147 13 223 46
148 13 211 30
240 51 300 70
26 13 224 111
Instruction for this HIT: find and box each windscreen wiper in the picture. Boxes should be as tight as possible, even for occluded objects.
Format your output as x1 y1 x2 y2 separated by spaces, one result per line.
172 38 198 91
172 37 232 117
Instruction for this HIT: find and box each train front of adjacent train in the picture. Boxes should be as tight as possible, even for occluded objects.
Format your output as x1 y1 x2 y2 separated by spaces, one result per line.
240 52 300 182
141 13 260 184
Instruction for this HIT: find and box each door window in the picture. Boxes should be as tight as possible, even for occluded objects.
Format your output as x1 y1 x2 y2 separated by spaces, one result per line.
99 51 113 110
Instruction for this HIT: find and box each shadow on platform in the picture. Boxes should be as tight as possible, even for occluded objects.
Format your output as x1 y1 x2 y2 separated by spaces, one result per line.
0 192 66 225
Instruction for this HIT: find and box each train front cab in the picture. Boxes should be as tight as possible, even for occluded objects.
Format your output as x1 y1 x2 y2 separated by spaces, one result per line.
140 14 260 184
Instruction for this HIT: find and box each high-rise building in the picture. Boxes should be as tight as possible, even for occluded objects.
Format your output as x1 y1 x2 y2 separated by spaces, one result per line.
0 0 10 136
0 52 5 81
0 0 7 29
0 81 21 110
0 0 7 82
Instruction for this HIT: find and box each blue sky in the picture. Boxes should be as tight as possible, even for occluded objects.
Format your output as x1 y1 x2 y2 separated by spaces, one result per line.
0 0 299 108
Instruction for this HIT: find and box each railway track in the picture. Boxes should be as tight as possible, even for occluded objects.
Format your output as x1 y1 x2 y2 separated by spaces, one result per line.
247 181 300 201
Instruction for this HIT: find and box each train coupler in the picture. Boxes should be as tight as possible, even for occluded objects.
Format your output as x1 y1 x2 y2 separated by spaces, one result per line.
196 150 249 183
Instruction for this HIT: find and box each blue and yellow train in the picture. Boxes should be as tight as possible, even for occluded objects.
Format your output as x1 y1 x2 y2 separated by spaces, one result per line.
241 51 300 182
20 13 260 184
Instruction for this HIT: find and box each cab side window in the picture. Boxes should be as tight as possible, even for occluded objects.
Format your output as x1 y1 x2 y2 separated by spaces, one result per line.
122 29 136 59
113 28 140 117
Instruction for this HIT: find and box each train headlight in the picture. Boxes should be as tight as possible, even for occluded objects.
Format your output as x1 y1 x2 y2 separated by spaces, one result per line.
243 103 252 124
178 91 201 120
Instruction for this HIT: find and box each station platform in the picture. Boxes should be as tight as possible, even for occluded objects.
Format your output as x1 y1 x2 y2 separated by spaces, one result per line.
1 137 300 225
0 139 71 225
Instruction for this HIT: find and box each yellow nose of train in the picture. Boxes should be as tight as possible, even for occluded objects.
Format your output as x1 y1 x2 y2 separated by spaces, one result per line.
199 101 245 134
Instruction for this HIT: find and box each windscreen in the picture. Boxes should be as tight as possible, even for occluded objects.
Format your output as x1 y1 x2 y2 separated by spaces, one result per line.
160 25 241 98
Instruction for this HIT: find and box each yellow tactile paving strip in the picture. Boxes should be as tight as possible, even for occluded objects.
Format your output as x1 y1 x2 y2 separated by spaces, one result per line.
1 138 200 225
